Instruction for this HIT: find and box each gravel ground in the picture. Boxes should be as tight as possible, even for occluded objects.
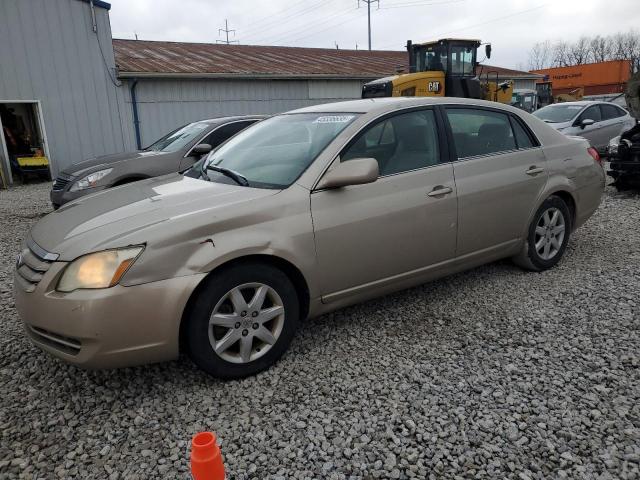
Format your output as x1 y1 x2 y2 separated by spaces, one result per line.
1 181 639 480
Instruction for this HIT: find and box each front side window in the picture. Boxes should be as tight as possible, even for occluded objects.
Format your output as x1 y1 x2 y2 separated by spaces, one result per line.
446 108 516 158
202 113 358 188
146 122 211 153
578 105 602 124
342 109 440 176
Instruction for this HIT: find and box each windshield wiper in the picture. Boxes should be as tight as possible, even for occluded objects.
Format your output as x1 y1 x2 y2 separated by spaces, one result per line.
206 165 249 186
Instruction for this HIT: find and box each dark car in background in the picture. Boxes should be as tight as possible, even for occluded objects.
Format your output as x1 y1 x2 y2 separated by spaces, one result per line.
50 115 264 208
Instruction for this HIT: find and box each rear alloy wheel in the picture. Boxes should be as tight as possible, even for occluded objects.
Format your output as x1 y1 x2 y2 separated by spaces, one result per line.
513 196 571 271
186 263 299 379
533 207 566 261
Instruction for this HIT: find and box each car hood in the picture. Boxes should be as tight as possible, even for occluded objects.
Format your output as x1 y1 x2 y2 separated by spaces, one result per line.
61 150 169 177
30 174 279 260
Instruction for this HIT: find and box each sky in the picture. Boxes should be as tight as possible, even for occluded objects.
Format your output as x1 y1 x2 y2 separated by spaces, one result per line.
109 0 640 70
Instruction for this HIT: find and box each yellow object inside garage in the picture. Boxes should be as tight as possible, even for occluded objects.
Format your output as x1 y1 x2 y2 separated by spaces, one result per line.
16 156 49 168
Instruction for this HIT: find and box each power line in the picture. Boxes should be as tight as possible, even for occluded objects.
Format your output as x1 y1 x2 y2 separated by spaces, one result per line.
266 4 359 45
278 12 364 46
431 2 550 38
376 1 550 50
237 0 309 31
217 19 239 45
379 0 465 10
241 0 335 42
358 0 380 50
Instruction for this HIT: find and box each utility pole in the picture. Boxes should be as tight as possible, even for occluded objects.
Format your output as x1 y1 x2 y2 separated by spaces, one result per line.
358 0 379 51
217 19 239 45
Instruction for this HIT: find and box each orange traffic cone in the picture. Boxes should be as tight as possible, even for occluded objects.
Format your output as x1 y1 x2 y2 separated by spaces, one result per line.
190 432 226 480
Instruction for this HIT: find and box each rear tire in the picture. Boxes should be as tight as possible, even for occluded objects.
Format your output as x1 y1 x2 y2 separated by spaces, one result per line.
186 263 299 379
513 196 571 272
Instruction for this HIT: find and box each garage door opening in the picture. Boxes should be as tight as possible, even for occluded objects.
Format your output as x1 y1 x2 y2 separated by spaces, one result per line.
0 101 51 186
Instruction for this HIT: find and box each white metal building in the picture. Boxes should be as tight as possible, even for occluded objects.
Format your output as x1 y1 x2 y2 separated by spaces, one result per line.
112 39 405 151
0 0 134 184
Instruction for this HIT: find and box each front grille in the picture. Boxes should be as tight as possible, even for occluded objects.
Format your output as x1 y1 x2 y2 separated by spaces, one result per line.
15 245 53 293
27 326 81 355
52 173 73 191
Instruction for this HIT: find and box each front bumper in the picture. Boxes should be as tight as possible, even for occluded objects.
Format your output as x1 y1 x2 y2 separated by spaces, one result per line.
608 160 640 176
14 261 205 368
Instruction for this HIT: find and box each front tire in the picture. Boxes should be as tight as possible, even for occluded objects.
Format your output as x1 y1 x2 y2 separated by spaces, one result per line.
513 196 571 271
186 263 299 379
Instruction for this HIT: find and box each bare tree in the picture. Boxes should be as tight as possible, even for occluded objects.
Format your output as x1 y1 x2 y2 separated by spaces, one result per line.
568 36 591 65
589 35 611 63
610 32 628 60
620 31 640 71
528 31 640 72
528 41 552 70
552 41 571 67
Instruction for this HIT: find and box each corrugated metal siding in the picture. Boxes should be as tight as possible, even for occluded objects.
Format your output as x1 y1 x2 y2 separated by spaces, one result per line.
513 79 537 91
0 0 134 176
126 78 365 147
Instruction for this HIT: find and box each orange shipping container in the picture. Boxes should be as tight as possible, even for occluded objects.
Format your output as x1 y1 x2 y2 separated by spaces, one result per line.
532 60 631 94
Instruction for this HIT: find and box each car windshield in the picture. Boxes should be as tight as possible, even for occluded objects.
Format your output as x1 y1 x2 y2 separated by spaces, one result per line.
145 122 210 153
533 104 584 123
200 113 359 188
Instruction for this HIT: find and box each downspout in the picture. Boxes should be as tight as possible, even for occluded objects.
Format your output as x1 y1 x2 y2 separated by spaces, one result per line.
130 78 142 150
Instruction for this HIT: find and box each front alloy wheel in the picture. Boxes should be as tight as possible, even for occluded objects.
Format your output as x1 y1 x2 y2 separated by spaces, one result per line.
209 283 285 364
186 263 299 379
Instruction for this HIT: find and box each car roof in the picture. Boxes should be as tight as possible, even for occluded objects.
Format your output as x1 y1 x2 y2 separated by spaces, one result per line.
201 115 268 125
286 96 523 115
547 100 602 107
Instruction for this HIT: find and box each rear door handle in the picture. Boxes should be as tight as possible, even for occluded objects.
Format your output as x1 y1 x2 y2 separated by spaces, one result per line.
427 186 453 197
526 166 544 175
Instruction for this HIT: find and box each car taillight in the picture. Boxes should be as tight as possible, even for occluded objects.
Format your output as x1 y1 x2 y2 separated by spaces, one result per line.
587 147 602 166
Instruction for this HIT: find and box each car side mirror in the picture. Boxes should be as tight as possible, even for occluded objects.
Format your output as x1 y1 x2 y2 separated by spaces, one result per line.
191 143 212 155
579 118 595 129
316 157 379 190
485 44 492 59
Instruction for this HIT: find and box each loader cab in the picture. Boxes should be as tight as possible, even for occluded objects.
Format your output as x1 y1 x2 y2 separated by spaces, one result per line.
408 38 483 99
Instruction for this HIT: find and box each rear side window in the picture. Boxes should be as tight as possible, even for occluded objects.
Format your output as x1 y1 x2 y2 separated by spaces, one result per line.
446 108 516 158
577 106 601 123
600 104 625 120
203 121 256 149
510 117 535 149
342 109 440 176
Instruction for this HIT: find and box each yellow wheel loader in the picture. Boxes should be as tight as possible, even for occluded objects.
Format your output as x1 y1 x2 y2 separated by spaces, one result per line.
361 38 513 104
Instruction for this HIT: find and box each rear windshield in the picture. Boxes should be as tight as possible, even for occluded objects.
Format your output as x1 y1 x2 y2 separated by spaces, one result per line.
533 104 584 123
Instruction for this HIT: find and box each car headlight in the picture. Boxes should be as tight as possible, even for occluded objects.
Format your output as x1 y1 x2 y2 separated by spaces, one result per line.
57 246 144 292
69 168 113 192
607 136 621 155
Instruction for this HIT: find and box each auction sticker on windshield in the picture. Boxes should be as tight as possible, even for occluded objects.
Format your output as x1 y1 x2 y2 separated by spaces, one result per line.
313 115 356 124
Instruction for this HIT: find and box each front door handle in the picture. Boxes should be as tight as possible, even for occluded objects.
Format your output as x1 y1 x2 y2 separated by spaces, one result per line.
526 166 544 176
427 186 453 197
